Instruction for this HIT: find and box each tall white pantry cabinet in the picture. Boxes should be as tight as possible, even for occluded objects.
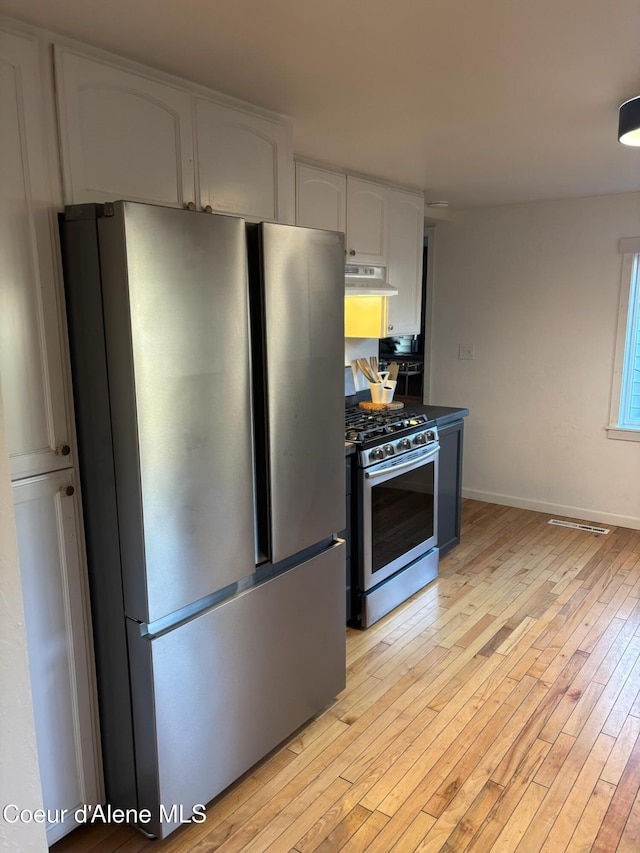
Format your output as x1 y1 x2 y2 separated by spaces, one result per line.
0 27 100 845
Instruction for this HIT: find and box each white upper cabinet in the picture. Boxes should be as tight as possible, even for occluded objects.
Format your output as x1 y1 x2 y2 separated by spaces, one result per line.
196 98 294 222
297 167 388 262
346 177 389 265
386 188 425 335
0 30 72 480
13 471 99 845
55 47 196 207
54 47 294 221
296 163 346 232
296 163 426 337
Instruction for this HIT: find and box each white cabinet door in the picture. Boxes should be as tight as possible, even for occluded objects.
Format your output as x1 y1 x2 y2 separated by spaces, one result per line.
54 47 195 207
386 189 425 335
13 471 99 845
196 98 294 222
346 177 388 264
295 163 346 232
0 30 72 480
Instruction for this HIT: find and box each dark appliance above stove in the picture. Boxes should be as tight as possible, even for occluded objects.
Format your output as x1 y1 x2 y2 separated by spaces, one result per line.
378 336 424 398
379 334 422 359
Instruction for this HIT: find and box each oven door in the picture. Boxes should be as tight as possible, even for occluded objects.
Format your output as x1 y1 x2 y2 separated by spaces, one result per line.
361 444 439 591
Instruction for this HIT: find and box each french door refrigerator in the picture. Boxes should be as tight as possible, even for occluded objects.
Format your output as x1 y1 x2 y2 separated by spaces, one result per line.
59 201 346 839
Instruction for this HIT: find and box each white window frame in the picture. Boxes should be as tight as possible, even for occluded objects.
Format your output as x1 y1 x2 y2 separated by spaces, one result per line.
607 237 640 441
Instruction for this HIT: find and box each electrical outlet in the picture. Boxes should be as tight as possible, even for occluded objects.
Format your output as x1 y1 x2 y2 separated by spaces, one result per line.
458 344 475 360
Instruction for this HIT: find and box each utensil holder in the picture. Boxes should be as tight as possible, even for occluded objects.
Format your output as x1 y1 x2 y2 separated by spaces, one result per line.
370 380 397 405
369 382 384 403
382 380 397 404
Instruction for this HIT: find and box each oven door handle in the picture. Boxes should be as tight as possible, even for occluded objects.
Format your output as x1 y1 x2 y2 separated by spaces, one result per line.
364 444 439 479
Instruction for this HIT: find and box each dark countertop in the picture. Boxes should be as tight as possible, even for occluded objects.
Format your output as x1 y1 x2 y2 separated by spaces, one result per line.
399 403 470 429
344 399 468 456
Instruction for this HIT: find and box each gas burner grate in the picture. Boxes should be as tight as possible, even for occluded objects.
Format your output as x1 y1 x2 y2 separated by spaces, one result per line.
345 408 429 445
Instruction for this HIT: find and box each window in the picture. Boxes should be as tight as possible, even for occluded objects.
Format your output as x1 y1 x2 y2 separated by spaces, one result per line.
620 256 640 427
608 239 640 440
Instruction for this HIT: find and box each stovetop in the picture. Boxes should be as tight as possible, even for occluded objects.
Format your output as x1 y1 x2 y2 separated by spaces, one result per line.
345 407 430 447
345 407 439 468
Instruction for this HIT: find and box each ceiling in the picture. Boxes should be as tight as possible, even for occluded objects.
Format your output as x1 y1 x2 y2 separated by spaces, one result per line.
2 0 640 208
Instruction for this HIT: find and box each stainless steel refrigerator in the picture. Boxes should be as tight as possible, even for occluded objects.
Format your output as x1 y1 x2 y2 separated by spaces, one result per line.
59 201 346 839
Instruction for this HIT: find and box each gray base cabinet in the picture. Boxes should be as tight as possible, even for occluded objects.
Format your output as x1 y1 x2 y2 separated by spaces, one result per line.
437 419 465 555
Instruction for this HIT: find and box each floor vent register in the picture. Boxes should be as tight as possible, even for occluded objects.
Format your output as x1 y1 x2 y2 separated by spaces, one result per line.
548 519 610 535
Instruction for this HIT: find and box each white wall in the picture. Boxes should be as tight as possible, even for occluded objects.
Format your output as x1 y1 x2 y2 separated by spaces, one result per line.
432 192 640 528
0 396 47 853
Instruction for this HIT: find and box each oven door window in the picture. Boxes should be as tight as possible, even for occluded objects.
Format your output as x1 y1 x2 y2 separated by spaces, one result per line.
370 462 435 574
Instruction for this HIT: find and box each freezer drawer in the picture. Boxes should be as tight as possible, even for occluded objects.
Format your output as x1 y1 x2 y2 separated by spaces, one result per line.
127 541 345 838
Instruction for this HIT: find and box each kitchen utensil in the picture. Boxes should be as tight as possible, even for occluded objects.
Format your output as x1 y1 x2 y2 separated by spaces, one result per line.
388 362 399 381
356 359 370 381
356 358 377 383
353 358 366 381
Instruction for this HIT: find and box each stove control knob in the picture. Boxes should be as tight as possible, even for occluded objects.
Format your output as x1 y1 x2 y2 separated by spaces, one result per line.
413 433 427 446
370 447 386 462
399 438 412 450
384 443 395 456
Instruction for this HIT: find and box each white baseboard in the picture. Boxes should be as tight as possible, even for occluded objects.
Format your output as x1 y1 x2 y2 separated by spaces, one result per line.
462 488 640 532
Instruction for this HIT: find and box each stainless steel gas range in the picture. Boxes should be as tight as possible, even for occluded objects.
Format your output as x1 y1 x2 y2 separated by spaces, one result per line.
346 408 439 627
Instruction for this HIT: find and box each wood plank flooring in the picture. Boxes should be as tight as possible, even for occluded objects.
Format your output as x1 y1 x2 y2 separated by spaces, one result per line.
53 500 640 852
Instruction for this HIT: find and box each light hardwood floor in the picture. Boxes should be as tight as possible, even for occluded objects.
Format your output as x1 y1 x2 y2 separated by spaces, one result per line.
53 500 640 852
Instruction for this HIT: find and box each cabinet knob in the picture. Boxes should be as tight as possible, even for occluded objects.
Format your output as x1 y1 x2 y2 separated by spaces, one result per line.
63 485 75 497
349 249 356 256
57 444 71 456
185 201 196 211
388 325 394 331
203 205 213 214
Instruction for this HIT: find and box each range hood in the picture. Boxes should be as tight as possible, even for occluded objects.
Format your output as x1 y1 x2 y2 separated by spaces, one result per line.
345 264 398 296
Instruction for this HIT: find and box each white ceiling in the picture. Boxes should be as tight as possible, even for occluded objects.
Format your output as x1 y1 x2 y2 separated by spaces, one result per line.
2 0 640 207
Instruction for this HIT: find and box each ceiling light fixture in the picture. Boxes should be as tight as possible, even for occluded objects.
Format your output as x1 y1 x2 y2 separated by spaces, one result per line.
426 201 449 208
618 96 640 146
